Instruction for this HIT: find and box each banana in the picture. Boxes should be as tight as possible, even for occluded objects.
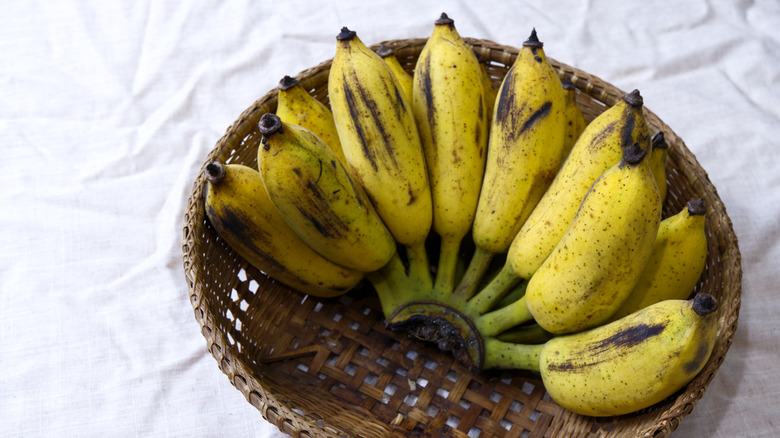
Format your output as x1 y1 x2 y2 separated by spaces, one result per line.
609 198 708 321
412 13 489 296
649 131 669 203
506 89 650 282
275 75 347 165
203 161 364 297
376 44 414 108
476 142 661 336
483 293 719 417
453 28 567 301
560 77 587 161
328 27 434 290
256 113 396 273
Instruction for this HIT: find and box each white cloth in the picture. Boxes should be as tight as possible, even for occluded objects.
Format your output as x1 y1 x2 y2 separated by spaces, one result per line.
2 1 778 437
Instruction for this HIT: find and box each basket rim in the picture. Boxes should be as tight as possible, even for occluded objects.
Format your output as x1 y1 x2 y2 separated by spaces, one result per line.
181 37 742 438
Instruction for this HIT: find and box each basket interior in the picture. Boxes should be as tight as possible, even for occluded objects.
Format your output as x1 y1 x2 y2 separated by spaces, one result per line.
182 38 742 438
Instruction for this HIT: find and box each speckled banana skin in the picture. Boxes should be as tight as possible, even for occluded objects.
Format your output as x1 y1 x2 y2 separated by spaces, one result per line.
327 27 432 249
477 143 661 336
507 89 650 281
412 13 490 296
257 113 395 273
483 293 719 417
609 198 708 321
204 161 364 297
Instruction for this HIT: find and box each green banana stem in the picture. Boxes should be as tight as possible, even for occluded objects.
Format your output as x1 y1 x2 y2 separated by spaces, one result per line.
452 246 495 302
367 251 419 319
482 338 543 371
496 323 555 344
476 295 535 337
491 280 529 311
465 265 522 316
432 235 462 300
405 240 434 294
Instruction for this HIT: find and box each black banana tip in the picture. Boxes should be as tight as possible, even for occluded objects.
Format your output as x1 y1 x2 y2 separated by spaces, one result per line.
687 198 707 216
651 131 669 150
278 75 298 91
258 113 283 137
623 89 644 107
205 161 226 184
692 293 718 316
337 27 356 41
435 12 454 26
623 142 648 165
376 44 394 58
523 28 544 48
561 77 576 90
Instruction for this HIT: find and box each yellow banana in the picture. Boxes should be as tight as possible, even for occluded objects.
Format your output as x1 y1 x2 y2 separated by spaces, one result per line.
453 28 566 301
650 130 669 203
203 161 364 297
275 75 347 165
328 27 433 289
376 44 414 108
476 143 661 336
483 293 719 417
609 198 708 320
256 113 395 273
507 89 650 281
560 77 587 160
412 13 489 296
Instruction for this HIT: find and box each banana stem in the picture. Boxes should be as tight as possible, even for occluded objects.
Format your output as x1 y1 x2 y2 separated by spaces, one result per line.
452 246 495 303
482 338 543 371
465 264 522 316
476 296 535 337
432 235 462 300
405 241 434 294
367 251 419 319
496 323 555 345
492 280 529 311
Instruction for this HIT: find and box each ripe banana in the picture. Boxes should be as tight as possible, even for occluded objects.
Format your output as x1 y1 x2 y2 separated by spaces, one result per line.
376 44 414 108
454 28 566 301
275 75 347 165
474 50 497 124
412 13 489 296
560 77 587 161
477 143 661 336
609 198 708 321
203 161 364 297
328 27 433 289
483 293 719 417
256 113 396 273
506 89 650 282
649 130 669 203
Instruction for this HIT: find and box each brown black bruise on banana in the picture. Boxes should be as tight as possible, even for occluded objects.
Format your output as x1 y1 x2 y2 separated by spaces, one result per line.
545 322 669 373
620 90 645 148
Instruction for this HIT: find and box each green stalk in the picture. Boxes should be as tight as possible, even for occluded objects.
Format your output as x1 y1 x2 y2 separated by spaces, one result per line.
431 235 462 300
464 264 522 316
451 246 495 303
405 241 434 295
367 251 419 319
482 338 543 371
496 323 554 344
475 295 535 337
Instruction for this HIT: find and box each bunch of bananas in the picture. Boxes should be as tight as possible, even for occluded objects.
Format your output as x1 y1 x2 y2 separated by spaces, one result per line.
203 13 716 417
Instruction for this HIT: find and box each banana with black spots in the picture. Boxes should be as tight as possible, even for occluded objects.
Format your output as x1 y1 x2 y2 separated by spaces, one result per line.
453 28 567 302
203 161 364 297
483 293 719 417
412 13 490 297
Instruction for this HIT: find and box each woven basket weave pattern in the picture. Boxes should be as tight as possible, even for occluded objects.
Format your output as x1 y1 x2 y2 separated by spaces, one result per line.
182 38 742 437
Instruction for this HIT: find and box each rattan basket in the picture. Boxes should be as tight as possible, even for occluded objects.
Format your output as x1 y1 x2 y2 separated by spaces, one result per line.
182 38 742 437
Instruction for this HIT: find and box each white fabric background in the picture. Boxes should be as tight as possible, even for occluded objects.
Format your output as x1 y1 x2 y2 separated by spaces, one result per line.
2 1 778 437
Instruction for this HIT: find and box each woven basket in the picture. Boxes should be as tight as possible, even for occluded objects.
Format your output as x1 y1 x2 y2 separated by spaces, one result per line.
182 38 741 437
